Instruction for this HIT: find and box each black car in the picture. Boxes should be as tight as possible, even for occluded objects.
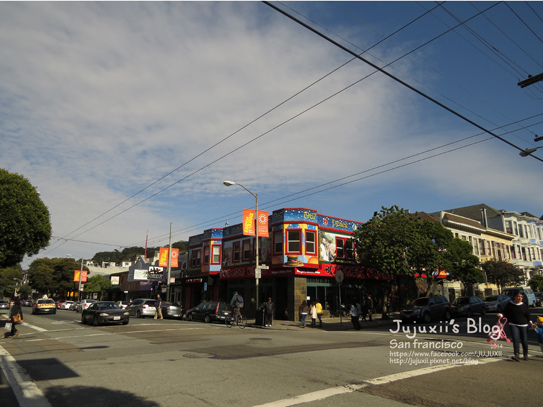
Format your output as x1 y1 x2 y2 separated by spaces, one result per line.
451 296 486 317
161 302 183 319
81 301 130 326
185 301 231 323
400 295 452 323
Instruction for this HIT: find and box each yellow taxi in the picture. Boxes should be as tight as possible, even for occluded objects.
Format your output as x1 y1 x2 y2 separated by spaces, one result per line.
32 298 57 315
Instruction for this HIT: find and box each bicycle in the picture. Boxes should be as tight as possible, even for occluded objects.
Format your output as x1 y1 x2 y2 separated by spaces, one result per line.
225 309 247 329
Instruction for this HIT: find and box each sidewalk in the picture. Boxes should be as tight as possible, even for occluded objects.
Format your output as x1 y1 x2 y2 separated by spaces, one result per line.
250 313 401 331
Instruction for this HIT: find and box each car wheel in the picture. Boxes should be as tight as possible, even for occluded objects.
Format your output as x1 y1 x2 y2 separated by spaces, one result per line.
93 316 100 326
497 305 502 313
122 320 129 325
53 309 57 315
81 315 86 324
422 312 431 323
187 314 193 321
466 309 473 318
204 314 211 323
444 310 451 321
481 308 486 316
136 310 142 318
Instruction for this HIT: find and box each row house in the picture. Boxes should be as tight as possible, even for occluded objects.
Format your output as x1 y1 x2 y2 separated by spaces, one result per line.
431 211 516 297
441 204 543 283
185 207 366 321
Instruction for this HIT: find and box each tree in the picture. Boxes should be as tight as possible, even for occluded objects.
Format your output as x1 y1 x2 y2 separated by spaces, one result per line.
0 169 51 267
444 238 483 295
83 275 112 299
0 265 24 298
28 257 88 297
353 206 424 317
482 260 524 292
528 274 543 292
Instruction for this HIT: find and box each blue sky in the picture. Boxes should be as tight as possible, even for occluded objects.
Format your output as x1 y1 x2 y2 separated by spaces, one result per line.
1 2 542 266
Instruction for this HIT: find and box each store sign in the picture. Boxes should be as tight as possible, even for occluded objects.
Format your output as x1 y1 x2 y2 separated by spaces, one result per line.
148 266 164 281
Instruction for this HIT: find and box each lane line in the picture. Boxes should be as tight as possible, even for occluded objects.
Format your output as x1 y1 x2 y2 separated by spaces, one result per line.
0 346 52 407
253 357 502 407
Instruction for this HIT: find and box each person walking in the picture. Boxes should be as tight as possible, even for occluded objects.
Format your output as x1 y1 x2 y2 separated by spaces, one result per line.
315 299 323 328
367 295 374 322
299 301 309 328
8 297 24 338
309 301 318 328
154 294 163 320
264 297 275 327
498 290 532 361
350 303 361 330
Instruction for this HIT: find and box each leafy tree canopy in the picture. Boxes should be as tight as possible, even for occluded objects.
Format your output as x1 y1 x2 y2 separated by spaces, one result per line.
83 274 112 293
444 238 483 291
528 274 543 292
28 257 88 297
482 260 524 292
0 265 24 298
0 169 51 267
92 241 188 265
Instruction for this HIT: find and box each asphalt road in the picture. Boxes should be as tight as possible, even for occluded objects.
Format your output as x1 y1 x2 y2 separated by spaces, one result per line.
1 307 542 407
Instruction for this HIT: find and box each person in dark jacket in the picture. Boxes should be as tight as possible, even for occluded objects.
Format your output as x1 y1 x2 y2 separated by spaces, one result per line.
7 297 24 338
263 297 275 327
498 291 533 361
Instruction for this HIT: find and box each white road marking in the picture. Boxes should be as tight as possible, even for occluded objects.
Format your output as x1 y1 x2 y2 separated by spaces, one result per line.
253 357 502 407
0 346 52 407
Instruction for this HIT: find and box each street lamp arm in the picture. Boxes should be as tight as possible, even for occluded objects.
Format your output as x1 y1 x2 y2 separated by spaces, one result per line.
519 146 543 157
223 180 257 199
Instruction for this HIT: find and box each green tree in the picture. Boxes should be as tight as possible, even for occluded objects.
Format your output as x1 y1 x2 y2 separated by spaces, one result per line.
0 265 24 298
444 238 483 295
482 260 524 293
0 169 52 267
353 206 424 317
528 274 543 292
28 257 87 297
83 275 112 298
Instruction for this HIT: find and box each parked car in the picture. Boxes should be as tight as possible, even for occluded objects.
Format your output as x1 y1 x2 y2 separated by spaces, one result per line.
161 302 183 319
69 301 80 311
56 300 66 309
32 298 57 315
115 301 130 309
484 294 511 313
81 301 130 326
0 299 9 309
451 296 486 317
400 295 451 323
534 292 542 307
60 301 74 310
76 299 97 313
127 298 157 318
185 301 231 323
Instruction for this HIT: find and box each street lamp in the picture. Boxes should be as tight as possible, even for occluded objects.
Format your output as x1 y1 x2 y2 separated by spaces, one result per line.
223 180 260 316
519 146 543 157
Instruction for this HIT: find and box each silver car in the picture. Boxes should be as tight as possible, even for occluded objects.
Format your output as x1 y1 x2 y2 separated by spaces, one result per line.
127 298 157 318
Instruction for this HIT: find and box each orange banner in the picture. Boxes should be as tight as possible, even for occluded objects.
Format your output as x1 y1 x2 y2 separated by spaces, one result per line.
73 270 88 283
159 247 179 268
243 209 269 237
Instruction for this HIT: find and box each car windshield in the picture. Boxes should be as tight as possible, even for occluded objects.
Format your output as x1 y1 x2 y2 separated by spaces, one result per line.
96 303 120 310
412 298 429 307
485 296 498 302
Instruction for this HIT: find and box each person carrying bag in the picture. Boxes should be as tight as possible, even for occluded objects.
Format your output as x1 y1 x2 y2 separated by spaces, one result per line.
7 297 24 338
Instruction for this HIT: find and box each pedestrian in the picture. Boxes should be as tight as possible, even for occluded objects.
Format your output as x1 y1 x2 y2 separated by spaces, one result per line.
315 299 323 328
498 290 532 361
361 300 368 322
154 294 163 320
531 316 543 355
264 297 275 327
310 301 318 328
367 295 374 322
356 301 362 323
350 303 361 330
7 297 24 338
299 301 309 328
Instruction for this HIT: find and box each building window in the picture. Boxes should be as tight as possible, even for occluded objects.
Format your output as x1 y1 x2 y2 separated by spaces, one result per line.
274 230 283 254
306 230 316 254
233 242 241 263
287 230 301 253
212 245 221 264
336 238 345 258
191 250 201 267
203 246 210 265
242 239 252 261
346 239 354 259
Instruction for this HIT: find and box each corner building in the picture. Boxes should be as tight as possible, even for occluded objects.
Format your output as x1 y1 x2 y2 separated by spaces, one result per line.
184 207 372 321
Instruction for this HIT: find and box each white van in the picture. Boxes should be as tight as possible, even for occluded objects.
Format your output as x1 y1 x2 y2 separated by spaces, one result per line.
501 287 537 307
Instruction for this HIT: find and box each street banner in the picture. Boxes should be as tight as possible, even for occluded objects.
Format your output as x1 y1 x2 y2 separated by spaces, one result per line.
73 270 88 283
242 209 269 237
159 247 179 267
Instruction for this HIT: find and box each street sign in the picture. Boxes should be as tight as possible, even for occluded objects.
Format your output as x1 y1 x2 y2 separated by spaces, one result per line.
260 265 269 270
255 268 261 279
335 269 344 283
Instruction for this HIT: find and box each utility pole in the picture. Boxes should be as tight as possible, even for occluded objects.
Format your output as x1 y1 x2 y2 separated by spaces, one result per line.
518 72 543 88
